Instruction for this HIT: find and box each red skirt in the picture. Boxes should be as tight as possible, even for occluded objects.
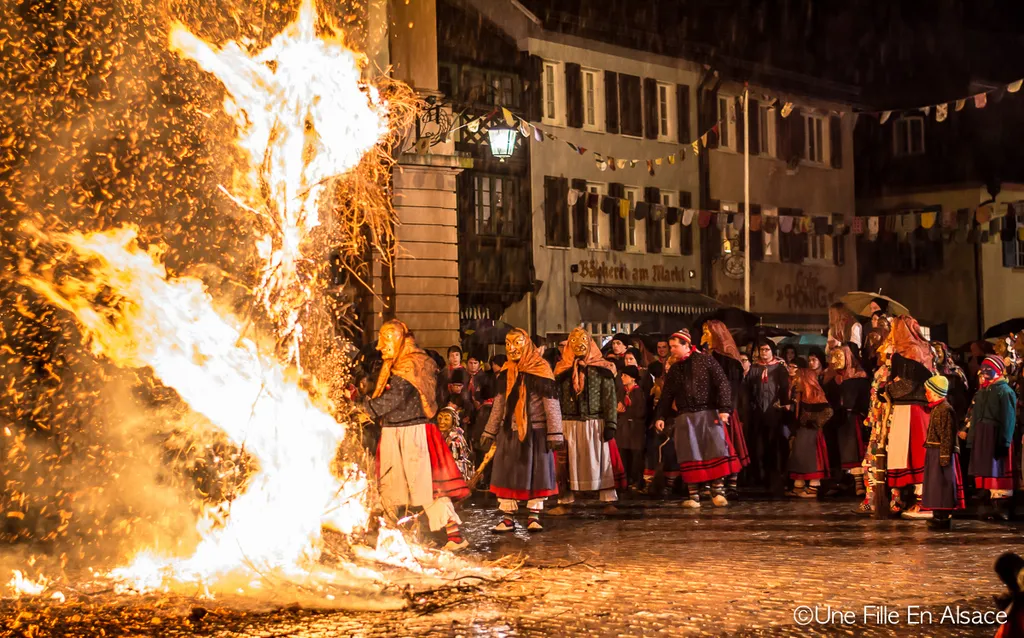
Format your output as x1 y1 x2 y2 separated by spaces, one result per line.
790 430 830 481
678 420 743 484
886 404 928 488
728 410 750 469
975 442 1015 490
608 438 628 490
374 422 470 502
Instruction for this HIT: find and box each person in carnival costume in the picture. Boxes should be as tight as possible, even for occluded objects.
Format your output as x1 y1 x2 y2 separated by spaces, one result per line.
365 320 470 551
480 328 563 532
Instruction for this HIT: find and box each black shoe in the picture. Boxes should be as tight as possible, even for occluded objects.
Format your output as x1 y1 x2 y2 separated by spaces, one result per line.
928 517 952 530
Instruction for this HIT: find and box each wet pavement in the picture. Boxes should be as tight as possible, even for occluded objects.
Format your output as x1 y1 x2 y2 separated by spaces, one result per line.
3 495 1022 636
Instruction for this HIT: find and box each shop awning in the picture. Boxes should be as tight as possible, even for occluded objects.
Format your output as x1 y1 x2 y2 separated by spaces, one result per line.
579 285 721 316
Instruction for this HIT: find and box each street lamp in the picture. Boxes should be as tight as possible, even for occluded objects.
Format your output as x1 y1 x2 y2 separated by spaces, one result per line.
487 127 517 160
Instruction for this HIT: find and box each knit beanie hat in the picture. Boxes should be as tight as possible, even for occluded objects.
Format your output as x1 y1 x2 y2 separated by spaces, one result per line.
982 355 1006 376
924 374 949 398
621 365 640 380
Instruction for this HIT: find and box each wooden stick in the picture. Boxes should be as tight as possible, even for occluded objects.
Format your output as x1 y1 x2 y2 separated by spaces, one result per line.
468 445 496 491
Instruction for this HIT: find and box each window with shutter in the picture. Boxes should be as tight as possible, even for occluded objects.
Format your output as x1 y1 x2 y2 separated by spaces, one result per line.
605 71 619 134
757 104 776 157
565 63 583 129
609 183 626 251
680 191 693 255
582 69 604 131
544 176 570 247
586 182 610 249
541 60 565 126
520 54 543 122
645 186 662 253
571 178 588 248
619 75 643 137
643 78 658 140
803 113 828 164
661 191 677 251
833 235 845 266
677 85 690 143
624 186 644 252
717 96 736 151
829 115 843 168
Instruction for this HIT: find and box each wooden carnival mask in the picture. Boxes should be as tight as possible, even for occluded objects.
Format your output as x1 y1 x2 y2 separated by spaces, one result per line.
376 322 404 360
505 330 528 362
830 348 846 370
568 328 590 358
701 324 712 348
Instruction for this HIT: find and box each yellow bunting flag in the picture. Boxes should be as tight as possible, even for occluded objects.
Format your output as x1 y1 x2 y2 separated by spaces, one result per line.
668 154 676 164
502 107 515 127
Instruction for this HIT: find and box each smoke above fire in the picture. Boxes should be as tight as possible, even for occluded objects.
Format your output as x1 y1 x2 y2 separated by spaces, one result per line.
0 0 458 607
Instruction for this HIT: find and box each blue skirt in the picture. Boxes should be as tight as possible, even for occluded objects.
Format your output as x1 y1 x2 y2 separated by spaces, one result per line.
922 448 965 511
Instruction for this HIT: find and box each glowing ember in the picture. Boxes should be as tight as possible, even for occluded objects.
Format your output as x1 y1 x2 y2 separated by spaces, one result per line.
169 0 388 368
7 570 47 598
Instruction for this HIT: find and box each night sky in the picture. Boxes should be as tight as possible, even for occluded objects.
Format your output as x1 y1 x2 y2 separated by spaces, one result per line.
517 0 1024 108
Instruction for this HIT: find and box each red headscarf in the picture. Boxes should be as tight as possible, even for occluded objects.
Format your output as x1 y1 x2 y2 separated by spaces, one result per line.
703 320 741 362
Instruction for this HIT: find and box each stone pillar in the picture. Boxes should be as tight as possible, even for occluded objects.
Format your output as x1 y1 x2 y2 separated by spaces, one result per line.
384 0 462 351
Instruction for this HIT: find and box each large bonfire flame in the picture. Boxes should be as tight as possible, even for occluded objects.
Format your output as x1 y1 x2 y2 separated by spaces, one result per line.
8 0 450 603
169 0 387 368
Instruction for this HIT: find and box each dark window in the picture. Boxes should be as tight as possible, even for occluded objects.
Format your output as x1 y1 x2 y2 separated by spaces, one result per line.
893 116 925 157
458 67 519 108
864 229 944 274
474 174 517 237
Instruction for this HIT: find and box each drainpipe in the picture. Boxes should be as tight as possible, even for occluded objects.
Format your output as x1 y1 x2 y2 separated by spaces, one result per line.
975 183 1000 339
696 70 720 297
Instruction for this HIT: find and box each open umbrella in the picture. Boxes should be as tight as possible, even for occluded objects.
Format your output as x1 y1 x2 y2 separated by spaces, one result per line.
841 291 909 317
778 333 827 357
461 319 514 346
690 306 760 338
983 318 1024 339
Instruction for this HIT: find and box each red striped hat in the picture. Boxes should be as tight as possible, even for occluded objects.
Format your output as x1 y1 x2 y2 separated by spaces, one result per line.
670 328 692 344
981 355 1006 375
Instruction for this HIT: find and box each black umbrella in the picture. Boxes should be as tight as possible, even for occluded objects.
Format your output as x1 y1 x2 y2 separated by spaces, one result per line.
461 319 514 346
732 325 795 347
690 307 760 337
983 318 1024 339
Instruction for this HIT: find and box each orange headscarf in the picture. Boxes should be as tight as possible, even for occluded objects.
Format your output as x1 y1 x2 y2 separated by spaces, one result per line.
554 327 618 394
502 328 554 441
796 368 828 405
704 320 742 362
371 319 438 417
887 315 935 372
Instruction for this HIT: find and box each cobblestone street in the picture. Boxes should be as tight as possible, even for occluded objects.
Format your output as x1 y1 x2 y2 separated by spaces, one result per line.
5 496 1021 637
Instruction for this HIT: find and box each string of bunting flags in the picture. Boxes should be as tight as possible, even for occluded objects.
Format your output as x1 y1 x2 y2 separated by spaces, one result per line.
452 72 1024 174
556 190 1024 245
455 105 723 176
871 78 1024 125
